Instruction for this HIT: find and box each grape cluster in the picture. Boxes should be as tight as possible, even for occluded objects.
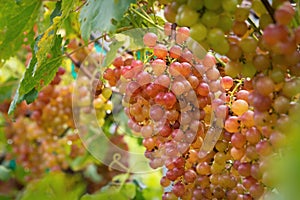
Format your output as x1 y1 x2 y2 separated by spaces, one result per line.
162 0 241 54
4 68 86 179
158 0 300 199
103 26 242 199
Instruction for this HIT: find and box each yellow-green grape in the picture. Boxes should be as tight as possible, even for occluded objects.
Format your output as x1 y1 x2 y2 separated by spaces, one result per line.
102 87 112 100
98 118 105 126
93 97 105 109
187 0 204 10
217 13 233 33
241 62 257 78
251 0 267 16
96 110 106 119
222 0 238 13
259 13 273 30
235 5 251 22
225 61 242 78
190 23 207 42
176 5 199 27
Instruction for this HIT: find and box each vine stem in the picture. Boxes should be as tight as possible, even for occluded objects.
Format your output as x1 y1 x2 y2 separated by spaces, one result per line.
128 8 163 30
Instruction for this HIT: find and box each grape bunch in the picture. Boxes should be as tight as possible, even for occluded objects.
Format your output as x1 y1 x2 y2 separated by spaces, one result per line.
149 0 300 199
162 0 241 54
4 68 86 179
102 25 243 199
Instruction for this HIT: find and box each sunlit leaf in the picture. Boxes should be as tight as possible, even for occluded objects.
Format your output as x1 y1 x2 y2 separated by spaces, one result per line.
79 0 136 41
20 172 86 200
0 0 41 62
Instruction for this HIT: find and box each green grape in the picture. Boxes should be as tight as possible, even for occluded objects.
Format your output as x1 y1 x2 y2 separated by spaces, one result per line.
225 61 242 77
239 37 257 53
190 23 207 42
252 0 267 16
207 28 225 46
212 39 230 54
201 11 220 28
235 5 250 22
241 62 257 78
259 13 273 30
187 0 204 10
177 5 199 27
204 0 222 11
222 0 238 13
217 13 233 33
269 68 285 83
102 88 112 100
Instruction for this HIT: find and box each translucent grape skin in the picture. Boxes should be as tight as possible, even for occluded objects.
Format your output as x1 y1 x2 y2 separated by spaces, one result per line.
143 32 158 47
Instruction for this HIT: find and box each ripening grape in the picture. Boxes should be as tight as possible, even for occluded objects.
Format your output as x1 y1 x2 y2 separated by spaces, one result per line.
225 116 240 133
153 44 168 59
143 32 158 47
220 76 234 90
274 2 295 25
231 99 249 116
152 59 167 76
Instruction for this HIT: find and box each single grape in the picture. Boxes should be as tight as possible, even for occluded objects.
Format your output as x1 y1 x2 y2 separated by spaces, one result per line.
143 32 158 47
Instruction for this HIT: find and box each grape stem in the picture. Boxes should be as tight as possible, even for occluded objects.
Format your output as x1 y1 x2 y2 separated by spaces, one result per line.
261 0 276 23
247 18 262 36
228 78 245 106
128 7 163 30
212 52 226 67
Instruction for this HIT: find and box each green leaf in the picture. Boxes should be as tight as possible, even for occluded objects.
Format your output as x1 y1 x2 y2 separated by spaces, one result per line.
81 182 136 200
0 0 41 62
50 1 62 24
20 172 86 200
23 88 38 104
8 35 63 115
0 166 11 181
79 0 136 41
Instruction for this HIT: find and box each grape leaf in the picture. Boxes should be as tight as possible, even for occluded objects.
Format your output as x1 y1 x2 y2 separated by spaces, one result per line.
20 172 86 200
8 35 63 115
36 0 75 69
103 39 125 67
80 182 136 200
0 0 41 62
79 0 136 41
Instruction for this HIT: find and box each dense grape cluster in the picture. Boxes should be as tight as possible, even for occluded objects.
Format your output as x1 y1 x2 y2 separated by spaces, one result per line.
3 68 86 179
102 0 300 199
103 26 238 199
162 0 241 54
